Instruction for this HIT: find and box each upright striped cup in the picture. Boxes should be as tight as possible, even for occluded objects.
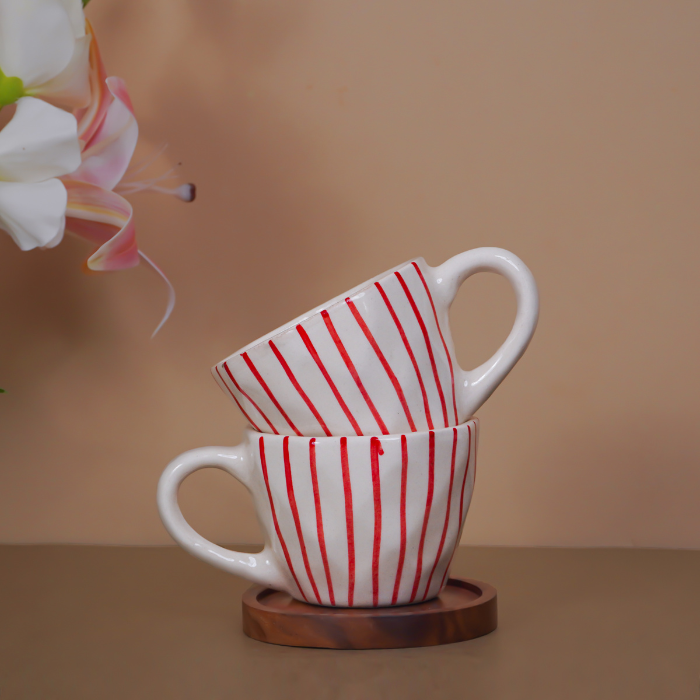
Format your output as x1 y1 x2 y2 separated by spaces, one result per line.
158 420 478 607
213 248 537 437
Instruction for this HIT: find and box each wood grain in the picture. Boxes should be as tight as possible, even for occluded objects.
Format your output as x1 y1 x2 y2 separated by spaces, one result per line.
242 577 497 649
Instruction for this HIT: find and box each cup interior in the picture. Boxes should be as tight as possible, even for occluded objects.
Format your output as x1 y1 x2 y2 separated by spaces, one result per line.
216 257 423 365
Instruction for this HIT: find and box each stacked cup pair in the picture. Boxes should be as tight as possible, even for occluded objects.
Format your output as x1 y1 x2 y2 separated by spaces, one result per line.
158 249 539 607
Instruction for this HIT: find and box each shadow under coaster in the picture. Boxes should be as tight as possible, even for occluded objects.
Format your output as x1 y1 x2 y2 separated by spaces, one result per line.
242 577 497 649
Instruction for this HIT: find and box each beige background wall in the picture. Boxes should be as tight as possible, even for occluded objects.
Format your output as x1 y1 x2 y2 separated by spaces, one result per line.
1 0 698 547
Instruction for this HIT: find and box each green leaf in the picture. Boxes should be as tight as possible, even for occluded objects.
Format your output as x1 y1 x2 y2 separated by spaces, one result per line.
0 388 5 393
82 0 91 6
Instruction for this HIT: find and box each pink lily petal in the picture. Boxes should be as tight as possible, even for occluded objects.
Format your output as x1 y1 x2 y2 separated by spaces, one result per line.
73 21 111 147
69 76 137 191
63 179 175 336
63 179 138 271
105 76 135 116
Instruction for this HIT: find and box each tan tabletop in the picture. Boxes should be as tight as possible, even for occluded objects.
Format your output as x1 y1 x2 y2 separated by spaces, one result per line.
1 545 698 699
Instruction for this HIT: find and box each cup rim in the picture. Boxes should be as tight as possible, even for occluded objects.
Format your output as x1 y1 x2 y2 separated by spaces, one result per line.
243 416 478 443
214 257 424 367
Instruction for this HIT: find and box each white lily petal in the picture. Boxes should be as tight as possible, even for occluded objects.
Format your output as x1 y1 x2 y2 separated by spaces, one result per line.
0 179 67 250
42 226 65 248
38 34 91 109
0 97 81 183
58 0 86 38
0 0 76 88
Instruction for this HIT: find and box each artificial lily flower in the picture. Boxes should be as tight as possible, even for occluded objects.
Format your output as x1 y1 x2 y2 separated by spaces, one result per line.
0 0 90 110
61 27 194 335
0 96 81 250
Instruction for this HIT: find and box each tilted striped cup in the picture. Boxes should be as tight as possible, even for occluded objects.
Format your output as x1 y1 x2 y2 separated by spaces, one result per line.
158 420 478 607
213 248 537 437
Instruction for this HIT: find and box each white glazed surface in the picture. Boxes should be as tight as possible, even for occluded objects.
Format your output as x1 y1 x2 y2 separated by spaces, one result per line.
212 248 538 436
157 420 478 607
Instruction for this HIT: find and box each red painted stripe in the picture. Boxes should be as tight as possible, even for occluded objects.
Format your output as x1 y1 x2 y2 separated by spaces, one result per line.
370 437 383 607
308 438 335 605
440 423 473 589
269 340 332 437
321 309 389 435
241 352 302 436
395 272 449 428
422 427 458 601
410 430 436 602
391 434 409 605
258 437 306 600
412 262 458 425
375 281 434 430
215 365 263 432
283 436 322 604
296 325 363 436
223 362 279 434
472 421 478 486
346 298 417 432
340 437 355 606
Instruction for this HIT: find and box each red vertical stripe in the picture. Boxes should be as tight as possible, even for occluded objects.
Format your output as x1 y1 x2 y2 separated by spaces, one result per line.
472 420 478 486
223 362 279 434
422 427 458 601
370 437 383 607
242 353 302 436
375 281 434 430
395 272 449 428
346 298 417 432
440 423 473 589
411 262 458 425
296 325 364 436
215 365 262 432
308 438 335 605
269 340 332 437
391 435 409 605
340 437 355 606
321 310 389 435
258 437 307 600
410 430 436 602
283 437 322 604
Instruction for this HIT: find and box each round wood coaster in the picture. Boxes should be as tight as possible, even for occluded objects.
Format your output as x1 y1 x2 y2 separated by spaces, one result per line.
242 577 497 649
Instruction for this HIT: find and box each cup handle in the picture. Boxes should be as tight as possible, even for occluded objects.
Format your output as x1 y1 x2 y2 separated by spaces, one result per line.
157 445 288 591
432 247 539 418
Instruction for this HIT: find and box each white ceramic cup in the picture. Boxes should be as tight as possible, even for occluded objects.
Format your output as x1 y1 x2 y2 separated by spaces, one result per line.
158 420 478 608
213 248 537 437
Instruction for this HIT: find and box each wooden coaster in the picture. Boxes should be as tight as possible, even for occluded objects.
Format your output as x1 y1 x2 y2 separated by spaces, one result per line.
242 577 497 649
